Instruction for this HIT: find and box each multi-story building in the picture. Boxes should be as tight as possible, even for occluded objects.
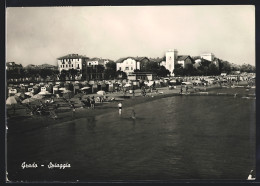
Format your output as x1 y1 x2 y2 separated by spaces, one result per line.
200 53 215 61
165 49 178 76
176 55 193 68
87 58 105 66
116 57 149 75
57 54 89 72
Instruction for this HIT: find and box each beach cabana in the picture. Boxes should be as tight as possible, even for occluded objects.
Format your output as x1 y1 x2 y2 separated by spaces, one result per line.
25 92 34 97
97 90 106 95
123 83 132 88
32 94 44 100
22 97 37 104
6 96 18 105
38 91 51 95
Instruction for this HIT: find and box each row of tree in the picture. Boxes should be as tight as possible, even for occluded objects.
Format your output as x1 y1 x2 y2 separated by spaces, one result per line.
7 68 60 81
173 58 256 76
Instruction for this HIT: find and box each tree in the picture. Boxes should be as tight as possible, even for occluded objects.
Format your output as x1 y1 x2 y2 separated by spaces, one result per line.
240 64 255 73
157 66 170 77
219 60 231 74
116 70 127 79
68 69 78 80
183 64 196 76
39 69 53 80
173 64 184 76
104 61 117 79
208 63 220 75
144 61 160 73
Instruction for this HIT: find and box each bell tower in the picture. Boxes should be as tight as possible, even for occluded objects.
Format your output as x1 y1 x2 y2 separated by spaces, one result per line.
165 49 178 76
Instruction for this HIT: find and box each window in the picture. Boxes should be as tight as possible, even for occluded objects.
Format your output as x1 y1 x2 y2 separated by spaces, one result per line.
60 65 62 68
78 64 80 68
119 67 121 71
72 64 73 67
125 67 129 70
66 65 68 68
131 67 133 70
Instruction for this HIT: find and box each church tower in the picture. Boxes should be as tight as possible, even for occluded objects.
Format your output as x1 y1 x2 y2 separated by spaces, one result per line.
165 49 178 76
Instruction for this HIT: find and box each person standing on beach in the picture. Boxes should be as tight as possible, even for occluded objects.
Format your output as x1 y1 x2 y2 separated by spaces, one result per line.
131 109 136 119
180 86 183 94
71 103 76 117
91 97 95 109
118 102 122 115
186 86 188 93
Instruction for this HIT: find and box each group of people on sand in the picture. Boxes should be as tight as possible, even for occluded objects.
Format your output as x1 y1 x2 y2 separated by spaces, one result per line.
79 96 96 109
24 99 58 119
180 85 189 94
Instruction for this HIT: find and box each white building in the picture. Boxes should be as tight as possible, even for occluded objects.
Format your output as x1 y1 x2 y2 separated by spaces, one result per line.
57 54 88 72
200 53 215 61
176 56 193 68
87 58 104 66
165 49 178 76
116 57 145 75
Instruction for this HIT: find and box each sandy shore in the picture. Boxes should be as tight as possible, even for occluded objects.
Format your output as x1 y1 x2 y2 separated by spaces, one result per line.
6 82 255 134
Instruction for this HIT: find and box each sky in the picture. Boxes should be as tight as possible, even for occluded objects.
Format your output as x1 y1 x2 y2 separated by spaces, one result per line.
6 5 255 66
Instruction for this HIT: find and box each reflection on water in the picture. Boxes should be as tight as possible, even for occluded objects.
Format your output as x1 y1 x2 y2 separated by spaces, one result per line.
7 96 255 181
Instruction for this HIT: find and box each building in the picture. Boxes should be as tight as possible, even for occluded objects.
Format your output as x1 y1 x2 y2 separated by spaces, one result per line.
127 72 156 81
200 53 215 61
176 55 193 68
87 58 105 66
6 62 23 72
85 65 104 80
116 57 149 75
57 54 89 72
165 49 178 76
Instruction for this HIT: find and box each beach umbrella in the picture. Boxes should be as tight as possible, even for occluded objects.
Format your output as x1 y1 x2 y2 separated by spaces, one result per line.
97 90 106 95
59 87 66 91
147 82 154 87
62 89 72 93
15 93 21 97
81 87 91 90
6 96 18 105
170 80 177 83
25 92 34 97
22 97 37 104
123 83 132 88
32 94 44 99
38 91 51 95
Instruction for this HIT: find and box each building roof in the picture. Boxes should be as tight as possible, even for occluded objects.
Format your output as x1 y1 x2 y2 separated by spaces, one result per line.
116 57 149 63
149 57 164 63
177 55 192 61
57 54 89 60
88 57 101 61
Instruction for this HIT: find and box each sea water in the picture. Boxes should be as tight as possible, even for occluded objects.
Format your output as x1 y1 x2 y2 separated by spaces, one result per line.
7 96 256 181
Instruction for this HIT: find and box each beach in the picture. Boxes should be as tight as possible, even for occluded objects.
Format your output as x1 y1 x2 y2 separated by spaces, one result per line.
6 81 255 134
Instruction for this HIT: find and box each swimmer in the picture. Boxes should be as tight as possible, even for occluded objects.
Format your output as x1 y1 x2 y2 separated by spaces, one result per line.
131 110 136 119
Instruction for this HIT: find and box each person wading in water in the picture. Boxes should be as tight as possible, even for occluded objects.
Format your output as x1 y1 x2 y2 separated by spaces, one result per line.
118 102 122 115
